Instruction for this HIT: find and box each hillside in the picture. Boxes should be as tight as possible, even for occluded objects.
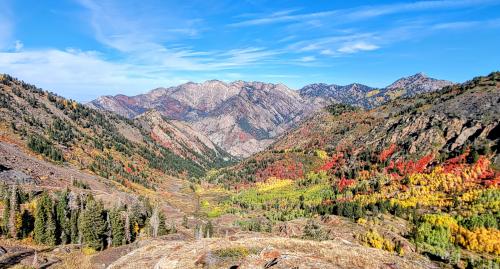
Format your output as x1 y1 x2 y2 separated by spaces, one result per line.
90 81 312 158
90 74 451 158
201 72 499 267
0 74 233 189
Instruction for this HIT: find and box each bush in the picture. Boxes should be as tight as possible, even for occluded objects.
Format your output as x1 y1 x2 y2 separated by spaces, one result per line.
358 230 394 252
302 220 329 241
213 246 250 259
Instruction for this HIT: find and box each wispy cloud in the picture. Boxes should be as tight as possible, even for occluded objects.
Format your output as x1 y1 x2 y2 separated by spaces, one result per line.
432 18 500 30
338 42 380 54
299 56 316 62
230 0 499 27
76 0 282 72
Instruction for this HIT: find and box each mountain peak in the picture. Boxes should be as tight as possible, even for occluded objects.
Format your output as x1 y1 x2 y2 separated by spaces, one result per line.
410 72 427 79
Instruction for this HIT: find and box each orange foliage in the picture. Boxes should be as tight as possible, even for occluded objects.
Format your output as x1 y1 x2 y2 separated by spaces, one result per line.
256 160 304 181
379 144 396 163
319 152 344 171
386 154 434 176
337 177 356 192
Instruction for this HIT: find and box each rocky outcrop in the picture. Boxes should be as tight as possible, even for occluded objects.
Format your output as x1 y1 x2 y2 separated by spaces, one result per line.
135 110 231 165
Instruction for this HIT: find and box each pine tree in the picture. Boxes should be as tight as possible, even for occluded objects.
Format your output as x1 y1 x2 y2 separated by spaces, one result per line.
34 193 56 245
79 196 106 250
56 191 71 244
110 209 125 247
158 211 167 236
69 209 80 244
2 196 10 235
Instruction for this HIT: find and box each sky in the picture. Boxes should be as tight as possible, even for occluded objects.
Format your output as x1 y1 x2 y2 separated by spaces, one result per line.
0 0 499 101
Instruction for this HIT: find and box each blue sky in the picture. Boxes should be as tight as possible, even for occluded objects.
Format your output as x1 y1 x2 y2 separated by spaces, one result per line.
0 0 499 101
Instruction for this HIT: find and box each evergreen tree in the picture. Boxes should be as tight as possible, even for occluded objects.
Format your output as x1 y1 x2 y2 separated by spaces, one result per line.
203 220 214 238
69 209 80 244
34 193 56 245
2 196 10 235
110 209 125 246
158 211 167 236
56 191 71 244
79 196 106 250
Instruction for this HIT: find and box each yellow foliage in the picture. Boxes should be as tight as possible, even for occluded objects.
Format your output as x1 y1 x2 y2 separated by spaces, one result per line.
421 214 459 231
359 230 395 252
82 246 97 255
15 212 22 232
315 149 329 160
357 218 367 225
256 177 293 192
408 167 464 193
455 227 500 255
134 222 140 235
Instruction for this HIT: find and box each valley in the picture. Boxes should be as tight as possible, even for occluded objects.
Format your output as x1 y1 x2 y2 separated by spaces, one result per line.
0 72 498 269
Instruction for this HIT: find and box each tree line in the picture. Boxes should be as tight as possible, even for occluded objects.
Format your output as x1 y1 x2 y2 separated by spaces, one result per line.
0 184 173 251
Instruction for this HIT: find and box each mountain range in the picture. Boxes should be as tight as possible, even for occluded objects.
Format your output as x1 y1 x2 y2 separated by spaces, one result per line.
0 71 498 268
89 73 454 157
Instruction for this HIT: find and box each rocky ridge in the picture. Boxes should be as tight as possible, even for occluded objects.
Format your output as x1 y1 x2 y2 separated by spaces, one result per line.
90 73 453 157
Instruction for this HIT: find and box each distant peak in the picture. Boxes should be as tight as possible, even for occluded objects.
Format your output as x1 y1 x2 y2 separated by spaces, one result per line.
408 72 427 79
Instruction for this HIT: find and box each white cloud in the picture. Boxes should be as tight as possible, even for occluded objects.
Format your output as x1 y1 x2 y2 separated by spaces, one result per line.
0 49 187 101
337 42 379 54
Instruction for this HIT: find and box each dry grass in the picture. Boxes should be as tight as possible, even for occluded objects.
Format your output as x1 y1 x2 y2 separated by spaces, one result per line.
107 235 437 269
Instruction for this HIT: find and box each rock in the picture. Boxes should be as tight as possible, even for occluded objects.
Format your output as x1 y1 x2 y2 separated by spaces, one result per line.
0 246 7 256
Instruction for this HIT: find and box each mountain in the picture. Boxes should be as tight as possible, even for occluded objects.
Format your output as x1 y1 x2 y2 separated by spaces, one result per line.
203 72 499 267
215 72 499 185
135 109 231 166
90 73 453 158
0 74 230 190
299 73 454 108
90 81 313 157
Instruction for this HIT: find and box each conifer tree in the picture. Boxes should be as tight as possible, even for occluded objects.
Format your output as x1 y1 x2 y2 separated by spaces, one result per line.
2 195 10 235
158 211 167 236
110 209 125 246
69 209 80 244
34 193 56 245
79 196 106 250
56 191 71 244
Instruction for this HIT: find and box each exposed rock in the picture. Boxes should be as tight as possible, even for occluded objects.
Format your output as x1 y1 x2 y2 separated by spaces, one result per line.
90 74 453 157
